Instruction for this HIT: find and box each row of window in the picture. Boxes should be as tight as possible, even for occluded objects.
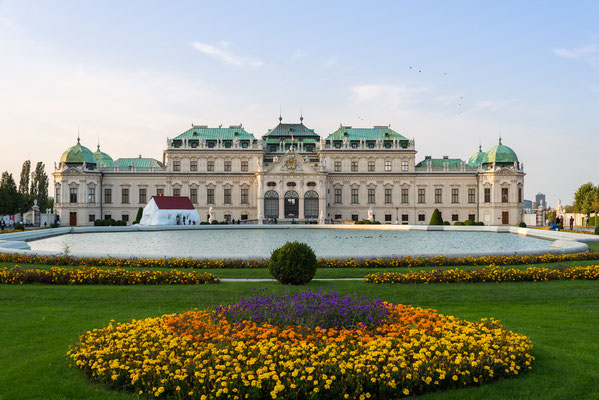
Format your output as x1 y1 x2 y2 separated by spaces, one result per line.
333 160 409 173
172 160 249 172
62 187 250 205
335 212 478 223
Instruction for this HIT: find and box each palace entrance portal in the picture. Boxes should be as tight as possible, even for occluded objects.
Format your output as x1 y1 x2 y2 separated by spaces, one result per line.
284 190 299 218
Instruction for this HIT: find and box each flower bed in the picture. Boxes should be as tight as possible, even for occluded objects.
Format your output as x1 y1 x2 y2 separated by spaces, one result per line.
364 265 599 284
68 291 534 399
0 266 219 285
2 251 599 270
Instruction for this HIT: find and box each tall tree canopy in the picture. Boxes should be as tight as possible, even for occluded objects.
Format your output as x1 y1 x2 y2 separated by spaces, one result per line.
18 160 31 194
30 162 49 212
0 172 19 215
573 182 595 215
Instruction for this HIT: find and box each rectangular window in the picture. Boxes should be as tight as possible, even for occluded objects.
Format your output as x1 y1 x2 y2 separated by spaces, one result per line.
468 214 476 222
518 187 522 203
207 188 214 204
502 188 509 203
224 160 232 172
385 214 392 222
207 160 214 171
173 160 180 171
241 161 248 172
88 214 95 222
122 188 129 204
241 188 249 204
122 214 129 222
56 188 61 203
224 188 231 204
104 188 112 204
139 188 146 204
434 188 442 204
334 160 341 172
451 188 459 204
351 160 358 172
351 214 359 222
156 188 164 197
452 214 459 222
401 188 409 204
484 188 491 203
402 214 409 222
384 188 392 204
104 214 111 220
468 188 475 204
418 188 425 204
384 160 392 172
241 214 248 220
334 188 342 204
401 160 408 172
368 188 375 203
334 214 342 220
368 160 375 172
190 160 197 171
351 188 359 204
190 188 197 204
418 214 425 222
69 188 77 203
173 188 180 197
88 187 95 203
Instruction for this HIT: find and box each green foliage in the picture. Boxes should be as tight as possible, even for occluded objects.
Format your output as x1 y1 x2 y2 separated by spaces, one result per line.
519 222 527 228
18 160 31 194
211 220 219 224
354 219 380 224
474 221 485 226
50 222 58 228
0 172 19 215
134 207 144 224
94 219 126 227
14 223 25 231
574 182 595 215
443 221 450 225
30 162 49 212
463 219 474 226
595 226 599 235
268 241 317 285
454 221 465 226
429 209 443 225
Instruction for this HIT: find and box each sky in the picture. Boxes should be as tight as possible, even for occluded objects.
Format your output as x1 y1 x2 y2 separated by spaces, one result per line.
1 0 598 206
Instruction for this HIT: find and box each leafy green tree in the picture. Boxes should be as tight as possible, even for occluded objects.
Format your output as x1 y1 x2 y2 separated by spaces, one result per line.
134 207 143 224
573 182 595 215
0 172 18 215
30 162 49 212
18 160 31 194
429 208 444 225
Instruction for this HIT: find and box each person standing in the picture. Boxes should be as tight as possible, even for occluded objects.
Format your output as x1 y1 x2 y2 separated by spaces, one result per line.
569 216 574 230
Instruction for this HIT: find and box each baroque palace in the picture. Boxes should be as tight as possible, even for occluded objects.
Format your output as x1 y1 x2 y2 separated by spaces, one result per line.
53 117 524 226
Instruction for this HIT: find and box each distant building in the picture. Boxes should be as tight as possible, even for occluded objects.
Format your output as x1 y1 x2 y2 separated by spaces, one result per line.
523 200 533 211
53 118 525 226
535 193 546 209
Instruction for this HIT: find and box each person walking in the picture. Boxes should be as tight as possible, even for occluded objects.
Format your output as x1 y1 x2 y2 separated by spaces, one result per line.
586 217 590 229
569 216 574 230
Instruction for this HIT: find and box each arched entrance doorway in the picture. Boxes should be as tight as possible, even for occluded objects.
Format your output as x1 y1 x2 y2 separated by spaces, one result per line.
264 190 279 218
304 190 319 218
284 190 299 218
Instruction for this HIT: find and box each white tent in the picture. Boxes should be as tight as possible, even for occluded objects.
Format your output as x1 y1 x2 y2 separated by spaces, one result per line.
139 196 200 226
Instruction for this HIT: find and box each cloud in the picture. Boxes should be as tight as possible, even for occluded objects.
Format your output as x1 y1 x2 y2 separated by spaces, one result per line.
351 84 428 108
553 44 597 59
323 56 338 68
289 49 305 63
192 41 263 68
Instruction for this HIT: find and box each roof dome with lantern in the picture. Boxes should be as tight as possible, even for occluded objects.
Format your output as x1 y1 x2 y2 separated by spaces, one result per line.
466 144 487 167
93 144 114 168
60 137 97 168
482 138 519 167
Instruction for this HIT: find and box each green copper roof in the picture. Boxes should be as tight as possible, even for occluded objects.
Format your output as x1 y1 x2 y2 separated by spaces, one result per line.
60 138 97 166
263 120 320 139
93 145 114 168
173 126 256 141
325 126 408 141
483 139 518 164
115 158 163 169
415 157 465 169
466 145 487 167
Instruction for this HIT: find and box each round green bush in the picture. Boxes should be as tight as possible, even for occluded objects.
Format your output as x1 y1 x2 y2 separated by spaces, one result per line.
268 241 317 285
595 226 599 235
454 221 464 226
474 221 485 226
443 221 450 225
519 222 527 228
463 219 474 226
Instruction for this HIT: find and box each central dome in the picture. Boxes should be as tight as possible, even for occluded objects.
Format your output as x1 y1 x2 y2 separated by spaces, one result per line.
483 138 519 165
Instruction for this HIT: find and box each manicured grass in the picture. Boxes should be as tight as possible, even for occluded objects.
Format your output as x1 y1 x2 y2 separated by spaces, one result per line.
3 258 599 279
1 280 598 399
588 242 599 252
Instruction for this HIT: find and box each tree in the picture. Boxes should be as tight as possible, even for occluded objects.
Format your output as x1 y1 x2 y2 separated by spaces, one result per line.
19 160 31 194
0 172 18 215
573 182 595 215
429 208 444 225
30 162 49 212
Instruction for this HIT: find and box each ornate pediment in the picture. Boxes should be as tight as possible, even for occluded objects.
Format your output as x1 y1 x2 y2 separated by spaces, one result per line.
61 167 85 176
264 152 321 175
495 168 517 176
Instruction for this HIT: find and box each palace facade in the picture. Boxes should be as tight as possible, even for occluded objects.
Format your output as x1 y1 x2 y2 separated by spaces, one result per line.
53 118 525 226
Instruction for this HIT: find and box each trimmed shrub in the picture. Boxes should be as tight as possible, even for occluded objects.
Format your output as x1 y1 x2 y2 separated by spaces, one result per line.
134 207 143 224
454 221 465 226
595 226 599 235
474 221 485 226
429 209 443 225
519 222 527 228
211 220 219 224
14 223 25 231
463 219 474 226
50 222 58 228
443 221 450 225
269 241 317 285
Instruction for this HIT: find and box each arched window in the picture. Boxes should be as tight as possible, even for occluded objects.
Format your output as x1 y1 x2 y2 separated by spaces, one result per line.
264 190 279 218
304 190 319 218
284 190 299 218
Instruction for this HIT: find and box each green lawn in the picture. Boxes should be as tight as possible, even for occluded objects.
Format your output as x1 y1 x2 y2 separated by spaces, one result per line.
1 280 599 400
